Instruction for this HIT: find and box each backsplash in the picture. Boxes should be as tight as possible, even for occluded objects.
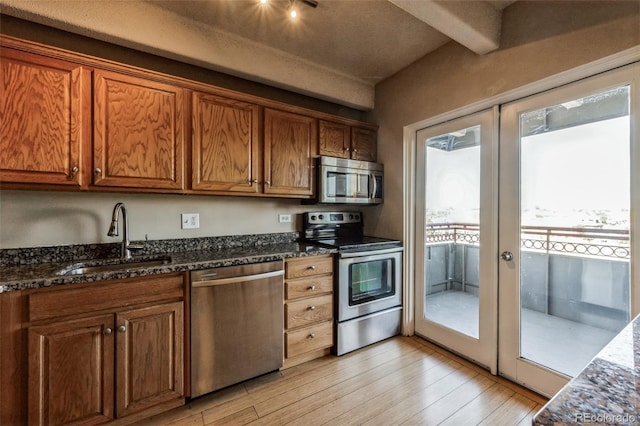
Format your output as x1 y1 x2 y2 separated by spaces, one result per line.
0 232 298 267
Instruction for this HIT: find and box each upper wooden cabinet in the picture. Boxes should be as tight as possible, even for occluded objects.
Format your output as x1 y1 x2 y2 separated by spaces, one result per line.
351 126 377 162
264 108 317 197
192 92 260 193
0 47 90 188
319 120 377 162
93 69 185 190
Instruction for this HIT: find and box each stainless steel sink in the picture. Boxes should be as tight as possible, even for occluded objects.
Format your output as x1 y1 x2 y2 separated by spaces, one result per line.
57 256 172 276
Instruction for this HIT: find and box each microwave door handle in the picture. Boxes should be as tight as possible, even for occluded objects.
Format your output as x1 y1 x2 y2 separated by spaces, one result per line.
370 172 377 199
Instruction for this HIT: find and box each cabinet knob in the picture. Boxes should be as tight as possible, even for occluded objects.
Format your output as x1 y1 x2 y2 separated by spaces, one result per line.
94 167 102 175
265 180 271 186
353 148 358 153
344 147 350 152
103 327 113 335
308 285 316 291
308 305 316 311
248 179 259 185
308 333 316 339
307 265 316 270
117 325 127 333
69 166 79 178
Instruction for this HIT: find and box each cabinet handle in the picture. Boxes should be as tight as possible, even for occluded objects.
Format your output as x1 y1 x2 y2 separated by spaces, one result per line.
353 148 358 153
94 167 102 175
103 327 113 335
248 179 259 185
265 180 271 186
308 285 316 291
69 166 79 178
308 305 316 311
308 333 316 339
307 265 316 270
344 147 350 152
117 325 127 333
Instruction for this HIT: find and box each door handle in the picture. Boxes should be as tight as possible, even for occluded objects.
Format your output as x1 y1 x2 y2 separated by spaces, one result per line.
501 251 513 261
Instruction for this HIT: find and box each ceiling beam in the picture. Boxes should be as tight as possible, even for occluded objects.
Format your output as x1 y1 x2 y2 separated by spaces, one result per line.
389 0 502 55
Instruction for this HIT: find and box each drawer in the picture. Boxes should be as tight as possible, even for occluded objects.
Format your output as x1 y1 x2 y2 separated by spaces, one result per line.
285 321 333 358
285 255 333 279
285 274 333 300
286 294 333 329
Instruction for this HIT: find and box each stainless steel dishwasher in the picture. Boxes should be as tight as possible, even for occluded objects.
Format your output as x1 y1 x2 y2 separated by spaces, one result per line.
190 260 284 398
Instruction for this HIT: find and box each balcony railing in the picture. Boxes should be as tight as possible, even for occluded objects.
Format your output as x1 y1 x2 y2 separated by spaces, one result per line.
425 223 630 260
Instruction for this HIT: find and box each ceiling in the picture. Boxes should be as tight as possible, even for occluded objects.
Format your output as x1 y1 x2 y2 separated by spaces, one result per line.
0 0 515 110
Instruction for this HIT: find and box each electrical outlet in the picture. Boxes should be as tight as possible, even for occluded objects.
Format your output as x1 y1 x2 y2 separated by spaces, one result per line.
278 214 292 223
181 213 200 229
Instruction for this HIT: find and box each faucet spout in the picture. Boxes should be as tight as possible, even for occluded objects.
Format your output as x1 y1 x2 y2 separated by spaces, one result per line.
108 202 142 259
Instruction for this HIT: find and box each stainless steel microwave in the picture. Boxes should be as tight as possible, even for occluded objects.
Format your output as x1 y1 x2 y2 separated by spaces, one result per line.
316 156 383 205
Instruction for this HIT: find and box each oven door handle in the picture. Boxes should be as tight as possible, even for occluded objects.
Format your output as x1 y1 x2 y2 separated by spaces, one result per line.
339 246 403 258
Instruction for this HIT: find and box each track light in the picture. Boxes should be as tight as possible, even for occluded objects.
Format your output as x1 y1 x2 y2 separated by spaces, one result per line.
258 0 318 19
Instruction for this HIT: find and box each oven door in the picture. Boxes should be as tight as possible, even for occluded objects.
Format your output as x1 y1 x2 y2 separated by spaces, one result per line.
337 247 402 322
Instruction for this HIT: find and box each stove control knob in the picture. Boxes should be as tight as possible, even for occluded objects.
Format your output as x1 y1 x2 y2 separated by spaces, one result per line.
310 215 317 220
319 214 324 220
349 214 354 219
355 214 360 220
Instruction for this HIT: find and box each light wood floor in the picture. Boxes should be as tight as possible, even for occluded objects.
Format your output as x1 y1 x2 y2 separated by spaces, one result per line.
138 336 547 426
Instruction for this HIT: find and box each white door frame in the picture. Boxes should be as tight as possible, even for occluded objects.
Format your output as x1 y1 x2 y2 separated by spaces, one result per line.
401 46 640 383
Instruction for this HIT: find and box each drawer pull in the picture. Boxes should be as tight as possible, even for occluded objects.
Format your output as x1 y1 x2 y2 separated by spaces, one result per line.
307 265 316 270
103 327 113 336
308 333 316 339
308 285 316 291
308 305 316 311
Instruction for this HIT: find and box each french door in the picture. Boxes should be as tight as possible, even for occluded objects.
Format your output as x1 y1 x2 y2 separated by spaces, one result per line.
499 64 638 396
414 109 499 372
415 63 639 396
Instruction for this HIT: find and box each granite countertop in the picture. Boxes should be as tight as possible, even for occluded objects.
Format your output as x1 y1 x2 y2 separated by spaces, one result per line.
533 314 640 425
0 234 336 293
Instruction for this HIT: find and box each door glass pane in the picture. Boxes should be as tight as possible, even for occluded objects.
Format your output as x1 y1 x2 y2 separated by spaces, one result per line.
424 124 481 338
519 86 630 376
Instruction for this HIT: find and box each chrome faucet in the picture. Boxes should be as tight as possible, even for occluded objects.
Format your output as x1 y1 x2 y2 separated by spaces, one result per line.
108 202 144 259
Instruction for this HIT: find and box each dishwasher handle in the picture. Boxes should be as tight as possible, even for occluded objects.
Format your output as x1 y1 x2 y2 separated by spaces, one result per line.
192 269 284 288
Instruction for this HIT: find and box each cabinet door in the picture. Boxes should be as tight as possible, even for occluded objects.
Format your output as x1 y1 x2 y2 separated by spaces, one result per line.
0 48 90 187
116 302 184 418
319 120 350 159
93 70 184 190
264 108 317 197
192 92 260 193
351 127 377 162
28 314 115 426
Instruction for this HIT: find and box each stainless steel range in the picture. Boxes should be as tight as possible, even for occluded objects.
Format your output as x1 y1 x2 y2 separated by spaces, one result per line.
303 211 403 355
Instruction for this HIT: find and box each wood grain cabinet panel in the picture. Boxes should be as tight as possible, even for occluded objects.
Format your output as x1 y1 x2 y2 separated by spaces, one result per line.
319 120 350 159
28 314 115 426
25 274 185 425
192 92 260 193
93 69 185 190
351 127 377 162
0 47 90 187
264 108 317 197
116 302 184 418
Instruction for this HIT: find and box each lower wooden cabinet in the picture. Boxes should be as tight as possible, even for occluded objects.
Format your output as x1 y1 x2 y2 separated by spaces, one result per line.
283 255 334 368
26 273 185 426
